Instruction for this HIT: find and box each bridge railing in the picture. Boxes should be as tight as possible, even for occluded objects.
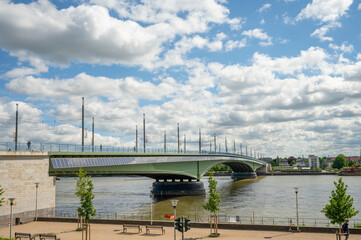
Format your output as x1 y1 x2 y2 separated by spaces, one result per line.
0 141 266 164
52 210 361 228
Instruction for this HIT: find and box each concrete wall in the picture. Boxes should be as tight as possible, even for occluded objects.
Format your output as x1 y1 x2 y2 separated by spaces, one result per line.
0 151 55 225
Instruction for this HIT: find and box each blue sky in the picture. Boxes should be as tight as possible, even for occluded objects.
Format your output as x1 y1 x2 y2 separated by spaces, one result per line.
1 0 361 158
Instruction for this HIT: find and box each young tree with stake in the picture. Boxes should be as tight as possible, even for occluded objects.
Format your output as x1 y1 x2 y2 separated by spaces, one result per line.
203 171 221 237
321 178 359 235
75 168 96 240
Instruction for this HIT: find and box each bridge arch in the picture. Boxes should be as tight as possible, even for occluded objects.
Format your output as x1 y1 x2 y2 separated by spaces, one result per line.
198 159 261 179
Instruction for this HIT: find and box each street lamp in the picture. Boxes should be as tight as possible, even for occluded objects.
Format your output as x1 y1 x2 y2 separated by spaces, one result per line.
8 198 16 239
171 200 179 240
35 183 39 221
149 187 153 225
294 187 299 232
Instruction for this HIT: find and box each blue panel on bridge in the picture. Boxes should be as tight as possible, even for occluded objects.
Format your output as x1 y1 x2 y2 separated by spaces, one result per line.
51 157 136 169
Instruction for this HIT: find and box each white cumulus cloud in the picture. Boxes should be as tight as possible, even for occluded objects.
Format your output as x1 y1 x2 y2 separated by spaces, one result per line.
296 0 353 23
242 28 272 46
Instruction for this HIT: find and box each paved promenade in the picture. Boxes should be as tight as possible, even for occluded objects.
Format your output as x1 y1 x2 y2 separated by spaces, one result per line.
1 221 360 240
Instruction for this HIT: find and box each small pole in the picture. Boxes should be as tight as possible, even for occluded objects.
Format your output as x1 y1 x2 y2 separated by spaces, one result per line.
199 129 201 153
225 137 228 153
92 117 94 152
35 183 39 220
214 133 216 153
164 130 167 153
143 114 146 153
184 134 186 153
15 104 18 151
233 140 235 153
294 187 299 232
171 200 178 240
182 216 184 240
82 97 84 152
8 198 15 239
136 125 138 152
85 223 88 240
149 187 153 225
177 123 180 153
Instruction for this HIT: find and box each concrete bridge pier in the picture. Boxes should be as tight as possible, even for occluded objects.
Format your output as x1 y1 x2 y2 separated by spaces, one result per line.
231 172 257 180
152 180 205 196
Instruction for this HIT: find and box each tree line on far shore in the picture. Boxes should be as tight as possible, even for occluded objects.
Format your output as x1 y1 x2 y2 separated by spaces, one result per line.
269 154 360 170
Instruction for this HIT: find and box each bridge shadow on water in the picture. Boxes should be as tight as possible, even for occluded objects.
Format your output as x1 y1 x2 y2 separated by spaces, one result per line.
217 176 265 197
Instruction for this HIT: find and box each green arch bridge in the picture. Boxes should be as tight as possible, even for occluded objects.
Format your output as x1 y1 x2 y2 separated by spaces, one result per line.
49 152 270 195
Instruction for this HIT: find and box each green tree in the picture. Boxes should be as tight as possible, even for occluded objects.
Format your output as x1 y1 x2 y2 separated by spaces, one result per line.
75 168 96 223
332 154 347 169
0 185 4 207
275 156 280 166
321 178 359 232
319 156 327 170
289 160 296 166
203 171 221 237
347 161 355 167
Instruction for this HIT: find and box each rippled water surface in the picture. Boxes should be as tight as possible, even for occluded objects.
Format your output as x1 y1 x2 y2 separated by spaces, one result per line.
55 175 361 224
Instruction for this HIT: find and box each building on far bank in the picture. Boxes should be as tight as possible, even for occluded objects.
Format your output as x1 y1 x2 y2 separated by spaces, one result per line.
308 155 319 168
279 158 289 165
296 158 307 167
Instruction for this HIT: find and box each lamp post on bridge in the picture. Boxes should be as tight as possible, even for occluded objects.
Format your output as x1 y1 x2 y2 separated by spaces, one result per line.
177 123 180 153
81 97 84 152
199 129 202 153
214 133 216 153
143 114 146 153
15 104 18 151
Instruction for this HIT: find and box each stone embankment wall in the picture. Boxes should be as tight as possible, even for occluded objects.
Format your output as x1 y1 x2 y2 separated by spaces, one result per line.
0 151 55 225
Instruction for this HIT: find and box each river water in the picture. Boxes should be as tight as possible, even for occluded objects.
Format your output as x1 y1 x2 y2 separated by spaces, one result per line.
55 175 361 226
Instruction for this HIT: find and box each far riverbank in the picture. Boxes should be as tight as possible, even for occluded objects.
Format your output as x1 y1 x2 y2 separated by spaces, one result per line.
258 172 337 176
208 171 338 176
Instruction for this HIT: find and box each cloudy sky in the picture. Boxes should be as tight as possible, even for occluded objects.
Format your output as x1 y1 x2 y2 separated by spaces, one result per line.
1 0 361 158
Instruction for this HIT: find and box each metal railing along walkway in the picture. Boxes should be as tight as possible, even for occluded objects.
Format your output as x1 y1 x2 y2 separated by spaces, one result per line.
0 142 266 164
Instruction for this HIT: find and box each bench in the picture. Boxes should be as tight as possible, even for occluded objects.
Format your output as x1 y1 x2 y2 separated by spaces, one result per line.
146 225 165 235
39 233 60 240
123 224 142 233
15 232 35 240
336 231 348 240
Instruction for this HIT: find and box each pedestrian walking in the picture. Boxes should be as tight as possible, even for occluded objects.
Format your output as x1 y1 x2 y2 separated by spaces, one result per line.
27 140 31 151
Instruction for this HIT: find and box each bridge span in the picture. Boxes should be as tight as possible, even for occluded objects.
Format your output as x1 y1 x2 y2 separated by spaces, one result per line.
49 152 270 195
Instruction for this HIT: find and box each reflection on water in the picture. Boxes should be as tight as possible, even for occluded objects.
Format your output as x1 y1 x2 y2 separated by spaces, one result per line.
56 175 361 223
